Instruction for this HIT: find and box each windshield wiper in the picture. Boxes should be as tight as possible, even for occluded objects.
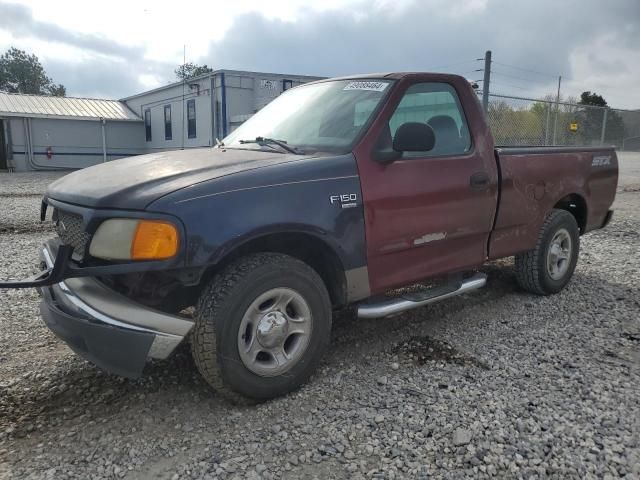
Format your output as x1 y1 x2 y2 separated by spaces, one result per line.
238 137 300 154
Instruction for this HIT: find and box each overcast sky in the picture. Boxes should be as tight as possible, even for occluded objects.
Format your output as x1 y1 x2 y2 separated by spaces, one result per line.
0 0 639 108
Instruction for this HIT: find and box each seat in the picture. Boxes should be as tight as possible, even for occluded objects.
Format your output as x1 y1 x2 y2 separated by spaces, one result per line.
427 115 464 155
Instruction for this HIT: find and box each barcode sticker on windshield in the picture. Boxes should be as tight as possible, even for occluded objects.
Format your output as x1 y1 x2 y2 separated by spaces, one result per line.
343 81 389 92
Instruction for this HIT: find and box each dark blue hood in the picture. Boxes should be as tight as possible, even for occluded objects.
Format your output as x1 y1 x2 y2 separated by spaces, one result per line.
45 147 317 210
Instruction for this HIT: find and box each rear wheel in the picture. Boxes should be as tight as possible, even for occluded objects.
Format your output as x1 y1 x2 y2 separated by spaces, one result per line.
191 253 332 403
515 209 580 295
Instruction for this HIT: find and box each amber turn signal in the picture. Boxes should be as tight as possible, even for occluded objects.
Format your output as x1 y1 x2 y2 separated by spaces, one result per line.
131 220 179 260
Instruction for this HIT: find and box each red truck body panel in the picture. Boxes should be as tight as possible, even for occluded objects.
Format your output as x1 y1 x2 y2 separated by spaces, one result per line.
489 147 618 259
352 73 618 296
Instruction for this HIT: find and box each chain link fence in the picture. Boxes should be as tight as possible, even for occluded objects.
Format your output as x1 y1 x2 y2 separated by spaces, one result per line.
477 91 640 150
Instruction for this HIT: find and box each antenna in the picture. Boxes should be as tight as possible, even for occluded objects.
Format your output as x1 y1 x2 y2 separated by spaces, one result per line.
181 45 186 150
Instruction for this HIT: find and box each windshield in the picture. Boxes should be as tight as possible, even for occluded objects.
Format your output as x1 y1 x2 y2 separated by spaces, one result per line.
222 79 393 153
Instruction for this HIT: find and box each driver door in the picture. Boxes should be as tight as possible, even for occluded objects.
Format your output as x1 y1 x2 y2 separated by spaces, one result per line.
354 78 498 294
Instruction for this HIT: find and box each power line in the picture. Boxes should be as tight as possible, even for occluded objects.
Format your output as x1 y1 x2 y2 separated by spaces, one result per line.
482 80 529 91
476 54 634 108
491 60 565 79
426 59 478 71
491 70 541 85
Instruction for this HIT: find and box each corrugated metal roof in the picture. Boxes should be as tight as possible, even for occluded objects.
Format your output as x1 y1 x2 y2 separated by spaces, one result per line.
0 92 141 121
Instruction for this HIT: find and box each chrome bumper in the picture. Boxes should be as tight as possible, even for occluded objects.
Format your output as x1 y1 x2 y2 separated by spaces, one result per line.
39 242 193 377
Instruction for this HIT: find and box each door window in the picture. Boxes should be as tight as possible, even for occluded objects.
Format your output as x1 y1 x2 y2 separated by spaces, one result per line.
388 82 471 157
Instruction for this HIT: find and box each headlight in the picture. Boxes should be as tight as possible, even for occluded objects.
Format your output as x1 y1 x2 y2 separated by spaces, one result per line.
89 219 179 261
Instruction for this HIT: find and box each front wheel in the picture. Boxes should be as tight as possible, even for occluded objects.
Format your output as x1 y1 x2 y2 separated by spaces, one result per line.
191 253 332 402
515 209 580 295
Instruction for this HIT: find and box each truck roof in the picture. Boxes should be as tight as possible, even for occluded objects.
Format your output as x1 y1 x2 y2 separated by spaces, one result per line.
308 72 469 84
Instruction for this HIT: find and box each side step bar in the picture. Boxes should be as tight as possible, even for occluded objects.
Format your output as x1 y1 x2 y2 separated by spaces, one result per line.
357 272 487 319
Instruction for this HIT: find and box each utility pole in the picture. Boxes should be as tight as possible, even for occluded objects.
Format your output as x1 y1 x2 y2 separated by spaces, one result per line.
552 75 562 145
482 50 491 113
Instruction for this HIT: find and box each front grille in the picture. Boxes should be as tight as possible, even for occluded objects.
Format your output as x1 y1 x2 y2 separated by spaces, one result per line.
54 210 90 260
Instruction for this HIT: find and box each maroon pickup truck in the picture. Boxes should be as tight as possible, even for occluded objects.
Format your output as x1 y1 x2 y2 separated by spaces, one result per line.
2 72 618 402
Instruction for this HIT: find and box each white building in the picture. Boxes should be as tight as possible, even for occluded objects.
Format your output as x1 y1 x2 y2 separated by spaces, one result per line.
0 93 144 171
1 69 323 171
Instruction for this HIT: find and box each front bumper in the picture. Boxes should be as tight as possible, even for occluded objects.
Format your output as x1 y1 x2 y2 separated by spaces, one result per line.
38 242 194 378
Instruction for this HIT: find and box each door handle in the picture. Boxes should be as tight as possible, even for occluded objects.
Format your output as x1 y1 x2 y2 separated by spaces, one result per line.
470 172 490 191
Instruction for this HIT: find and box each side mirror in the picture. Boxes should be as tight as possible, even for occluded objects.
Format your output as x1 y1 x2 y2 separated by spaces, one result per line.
373 122 435 165
393 122 435 153
373 122 436 165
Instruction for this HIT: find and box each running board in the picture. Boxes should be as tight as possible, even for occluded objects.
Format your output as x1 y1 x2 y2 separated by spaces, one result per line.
357 272 487 319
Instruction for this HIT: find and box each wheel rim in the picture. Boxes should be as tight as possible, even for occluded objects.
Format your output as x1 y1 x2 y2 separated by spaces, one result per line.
547 228 572 280
237 287 313 377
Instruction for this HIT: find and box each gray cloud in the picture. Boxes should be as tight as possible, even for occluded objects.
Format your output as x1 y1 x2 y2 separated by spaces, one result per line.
0 1 175 98
1 0 639 105
44 58 148 99
201 0 640 106
0 1 144 60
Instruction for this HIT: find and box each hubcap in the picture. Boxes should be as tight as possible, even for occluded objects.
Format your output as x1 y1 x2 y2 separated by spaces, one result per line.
237 288 312 377
256 311 289 348
547 228 572 280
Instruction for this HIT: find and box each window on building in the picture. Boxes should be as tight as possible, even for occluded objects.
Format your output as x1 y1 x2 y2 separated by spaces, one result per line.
187 99 196 139
388 82 471 157
144 109 152 142
282 79 293 91
164 105 172 140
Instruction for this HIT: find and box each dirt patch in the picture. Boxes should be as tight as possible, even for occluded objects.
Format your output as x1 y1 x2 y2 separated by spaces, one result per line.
392 335 489 370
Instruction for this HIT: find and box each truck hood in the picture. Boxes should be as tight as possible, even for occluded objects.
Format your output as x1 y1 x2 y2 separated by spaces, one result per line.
46 147 314 210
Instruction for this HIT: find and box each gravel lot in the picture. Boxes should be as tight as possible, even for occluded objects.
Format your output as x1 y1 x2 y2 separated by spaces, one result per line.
0 154 639 479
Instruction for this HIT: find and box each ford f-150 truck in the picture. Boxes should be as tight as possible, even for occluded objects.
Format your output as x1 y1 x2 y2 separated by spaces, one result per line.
1 73 618 402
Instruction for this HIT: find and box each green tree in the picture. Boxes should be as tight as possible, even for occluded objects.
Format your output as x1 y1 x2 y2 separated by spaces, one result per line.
0 47 66 96
577 91 625 144
175 62 213 81
579 91 607 107
47 83 66 97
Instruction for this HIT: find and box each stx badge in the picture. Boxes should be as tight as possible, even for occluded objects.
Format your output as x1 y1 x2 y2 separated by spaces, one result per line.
592 156 611 167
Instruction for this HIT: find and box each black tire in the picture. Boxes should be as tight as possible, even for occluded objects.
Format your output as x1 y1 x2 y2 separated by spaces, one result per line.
191 253 332 403
515 209 580 295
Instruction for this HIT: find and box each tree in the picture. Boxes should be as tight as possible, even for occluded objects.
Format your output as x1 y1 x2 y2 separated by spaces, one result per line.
175 62 213 81
47 83 66 97
0 47 66 96
577 91 625 144
579 91 607 107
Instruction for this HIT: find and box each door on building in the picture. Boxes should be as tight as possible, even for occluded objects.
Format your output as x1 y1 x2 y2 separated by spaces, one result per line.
0 120 7 170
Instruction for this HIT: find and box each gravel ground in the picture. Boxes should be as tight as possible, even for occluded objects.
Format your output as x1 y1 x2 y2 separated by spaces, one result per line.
0 154 639 479
0 173 65 234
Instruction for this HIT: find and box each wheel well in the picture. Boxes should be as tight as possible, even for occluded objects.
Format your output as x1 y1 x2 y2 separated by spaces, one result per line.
554 194 587 233
211 233 348 308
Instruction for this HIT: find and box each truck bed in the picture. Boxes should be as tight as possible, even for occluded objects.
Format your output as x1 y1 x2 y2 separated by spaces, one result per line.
489 145 618 260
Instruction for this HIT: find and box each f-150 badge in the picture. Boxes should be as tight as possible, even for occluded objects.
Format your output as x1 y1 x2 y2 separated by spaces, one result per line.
330 193 358 209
